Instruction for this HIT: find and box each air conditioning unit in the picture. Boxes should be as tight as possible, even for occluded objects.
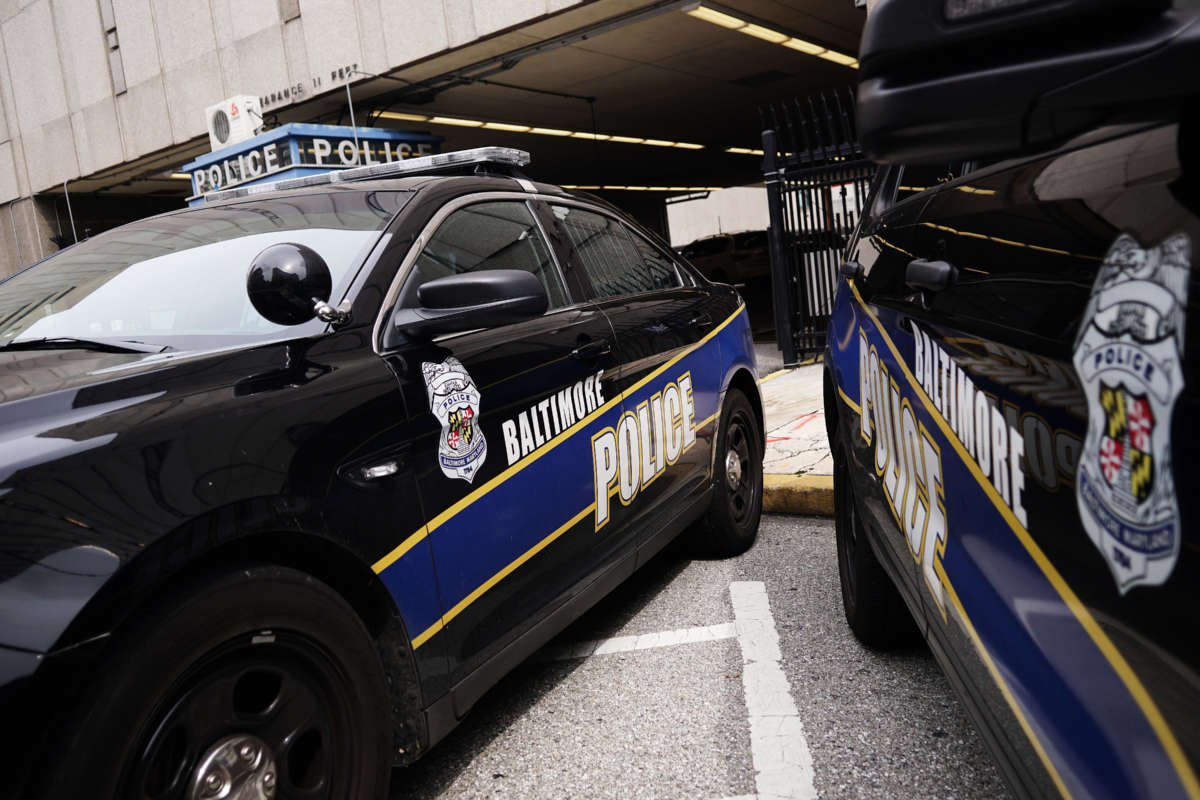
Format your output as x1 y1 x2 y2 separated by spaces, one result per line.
204 95 262 151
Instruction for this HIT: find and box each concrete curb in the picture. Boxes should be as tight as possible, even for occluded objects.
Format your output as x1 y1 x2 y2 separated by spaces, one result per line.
763 474 833 517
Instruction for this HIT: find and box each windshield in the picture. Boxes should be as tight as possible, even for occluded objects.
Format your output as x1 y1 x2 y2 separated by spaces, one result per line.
0 190 409 351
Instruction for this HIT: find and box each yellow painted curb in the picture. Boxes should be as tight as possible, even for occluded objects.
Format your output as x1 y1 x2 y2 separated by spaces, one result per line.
763 473 833 517
757 368 791 385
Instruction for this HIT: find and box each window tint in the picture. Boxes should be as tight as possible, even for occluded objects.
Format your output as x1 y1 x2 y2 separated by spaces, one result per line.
412 201 565 308
551 205 679 298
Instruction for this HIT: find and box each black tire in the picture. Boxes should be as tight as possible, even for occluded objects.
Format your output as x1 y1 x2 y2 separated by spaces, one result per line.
38 565 392 800
693 388 763 557
834 445 917 648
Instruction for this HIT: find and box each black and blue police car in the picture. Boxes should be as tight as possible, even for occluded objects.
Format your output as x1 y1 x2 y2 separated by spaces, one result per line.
824 0 1198 797
0 147 764 799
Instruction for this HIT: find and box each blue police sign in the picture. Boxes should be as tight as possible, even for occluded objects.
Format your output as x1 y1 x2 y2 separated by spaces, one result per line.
182 123 443 205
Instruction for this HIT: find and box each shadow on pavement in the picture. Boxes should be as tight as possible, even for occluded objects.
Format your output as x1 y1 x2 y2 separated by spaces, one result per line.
390 537 696 798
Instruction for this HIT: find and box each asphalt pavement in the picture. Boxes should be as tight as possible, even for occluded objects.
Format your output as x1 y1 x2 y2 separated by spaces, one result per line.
390 515 1010 799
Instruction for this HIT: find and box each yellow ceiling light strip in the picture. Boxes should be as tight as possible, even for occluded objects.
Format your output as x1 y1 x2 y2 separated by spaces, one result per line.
428 115 483 127
483 121 532 132
376 111 705 152
685 3 858 69
685 6 744 28
376 111 430 122
528 126 573 137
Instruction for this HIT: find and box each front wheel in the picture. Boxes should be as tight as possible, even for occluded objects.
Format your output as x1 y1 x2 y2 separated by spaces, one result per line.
39 565 392 800
834 446 917 648
692 388 763 557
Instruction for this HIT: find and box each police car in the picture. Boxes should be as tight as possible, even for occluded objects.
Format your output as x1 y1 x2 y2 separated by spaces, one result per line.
0 147 763 799
825 0 1198 797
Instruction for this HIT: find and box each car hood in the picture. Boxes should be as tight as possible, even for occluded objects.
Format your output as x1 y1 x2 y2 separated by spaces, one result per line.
0 347 172 406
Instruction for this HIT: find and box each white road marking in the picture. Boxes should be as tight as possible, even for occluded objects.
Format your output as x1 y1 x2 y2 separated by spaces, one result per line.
539 622 736 661
534 584 815 799
731 581 816 800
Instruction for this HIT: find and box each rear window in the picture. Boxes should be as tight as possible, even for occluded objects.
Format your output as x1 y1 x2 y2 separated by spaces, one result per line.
551 205 680 298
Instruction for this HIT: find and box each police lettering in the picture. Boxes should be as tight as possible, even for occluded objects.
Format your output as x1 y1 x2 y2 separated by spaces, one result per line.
592 373 696 530
501 370 605 465
858 330 951 613
909 326 1028 527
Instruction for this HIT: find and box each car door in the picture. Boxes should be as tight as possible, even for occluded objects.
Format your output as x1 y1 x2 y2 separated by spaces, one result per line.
855 123 1200 799
840 175 939 633
373 196 626 694
536 200 735 558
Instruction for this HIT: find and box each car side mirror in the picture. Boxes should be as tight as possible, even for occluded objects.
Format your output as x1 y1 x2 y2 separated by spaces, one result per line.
389 269 549 341
247 242 337 326
905 258 957 292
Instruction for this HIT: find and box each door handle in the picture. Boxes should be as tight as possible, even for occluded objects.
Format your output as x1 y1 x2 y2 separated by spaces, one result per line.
570 339 612 360
688 312 713 328
905 258 957 292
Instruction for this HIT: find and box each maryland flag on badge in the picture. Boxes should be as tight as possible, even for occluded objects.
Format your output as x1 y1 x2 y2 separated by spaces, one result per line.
1098 384 1155 503
447 406 475 450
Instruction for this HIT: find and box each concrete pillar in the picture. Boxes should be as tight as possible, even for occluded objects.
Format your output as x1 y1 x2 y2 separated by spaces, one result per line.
0 197 60 279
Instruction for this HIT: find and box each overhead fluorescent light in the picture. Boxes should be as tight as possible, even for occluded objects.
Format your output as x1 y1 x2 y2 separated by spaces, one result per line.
685 6 745 29
817 50 857 66
782 38 825 55
393 116 704 151
685 3 857 69
483 121 532 132
740 24 789 43
429 116 483 127
168 172 190 179
725 146 764 156
377 111 430 122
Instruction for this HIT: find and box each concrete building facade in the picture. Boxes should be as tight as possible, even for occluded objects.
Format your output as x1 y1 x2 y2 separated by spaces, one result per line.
0 0 863 277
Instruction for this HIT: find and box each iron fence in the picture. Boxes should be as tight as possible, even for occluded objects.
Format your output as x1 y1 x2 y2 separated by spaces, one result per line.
761 89 876 364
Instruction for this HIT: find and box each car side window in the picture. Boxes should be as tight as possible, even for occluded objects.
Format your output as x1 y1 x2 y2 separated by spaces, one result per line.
410 200 566 308
550 204 680 298
624 227 683 290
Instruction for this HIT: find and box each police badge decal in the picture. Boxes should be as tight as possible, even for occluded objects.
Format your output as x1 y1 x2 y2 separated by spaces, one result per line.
1073 232 1191 593
422 357 487 483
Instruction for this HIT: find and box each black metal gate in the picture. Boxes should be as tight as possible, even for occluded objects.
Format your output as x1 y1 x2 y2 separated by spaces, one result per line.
761 89 875 365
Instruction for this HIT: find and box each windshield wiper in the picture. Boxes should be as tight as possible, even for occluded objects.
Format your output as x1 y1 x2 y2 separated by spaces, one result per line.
0 336 173 354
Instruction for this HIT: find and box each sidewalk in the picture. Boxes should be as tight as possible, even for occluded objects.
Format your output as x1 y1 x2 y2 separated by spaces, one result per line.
754 343 834 516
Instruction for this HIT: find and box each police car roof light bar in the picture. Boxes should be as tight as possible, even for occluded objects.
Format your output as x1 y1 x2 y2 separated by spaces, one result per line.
204 146 532 203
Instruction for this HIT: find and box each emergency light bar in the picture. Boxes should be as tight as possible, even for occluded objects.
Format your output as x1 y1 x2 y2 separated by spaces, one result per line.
204 146 531 203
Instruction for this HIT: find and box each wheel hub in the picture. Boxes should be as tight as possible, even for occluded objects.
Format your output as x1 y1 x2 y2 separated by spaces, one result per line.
725 449 743 489
190 733 277 800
